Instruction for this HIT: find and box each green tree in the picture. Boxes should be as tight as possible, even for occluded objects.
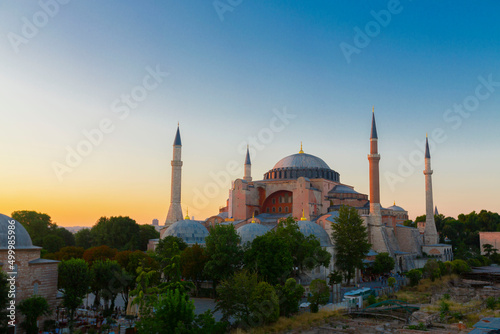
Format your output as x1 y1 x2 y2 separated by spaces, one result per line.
46 246 85 261
138 224 160 251
388 277 397 297
249 282 279 325
216 270 258 325
90 216 141 250
58 259 90 333
423 259 441 281
275 278 305 317
372 252 395 275
244 231 293 285
205 224 243 293
331 206 371 284
451 259 471 274
18 296 51 334
155 236 187 283
83 245 118 265
307 279 329 313
274 217 331 277
75 228 92 249
181 244 209 296
55 227 75 247
483 243 498 258
407 269 422 286
90 260 131 314
12 210 56 247
135 289 195 334
42 234 65 253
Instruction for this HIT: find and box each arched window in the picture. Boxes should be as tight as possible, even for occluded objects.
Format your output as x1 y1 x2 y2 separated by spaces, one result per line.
33 283 39 295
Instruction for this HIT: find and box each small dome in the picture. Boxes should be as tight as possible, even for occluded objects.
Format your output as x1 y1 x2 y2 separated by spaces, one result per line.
329 185 360 194
163 220 209 245
297 220 332 247
237 223 269 245
388 204 406 212
0 214 36 249
273 153 330 170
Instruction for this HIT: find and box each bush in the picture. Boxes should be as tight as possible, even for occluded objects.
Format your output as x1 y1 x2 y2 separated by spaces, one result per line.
467 258 482 267
423 260 441 281
276 278 305 317
486 297 497 310
250 282 280 325
367 295 377 306
307 279 329 314
451 259 471 274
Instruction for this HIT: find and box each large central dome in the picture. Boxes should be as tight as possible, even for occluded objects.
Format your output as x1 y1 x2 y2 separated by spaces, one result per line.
273 153 331 170
264 150 340 182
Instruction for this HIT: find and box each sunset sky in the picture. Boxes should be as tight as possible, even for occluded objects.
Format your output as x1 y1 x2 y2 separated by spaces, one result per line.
1 1 499 227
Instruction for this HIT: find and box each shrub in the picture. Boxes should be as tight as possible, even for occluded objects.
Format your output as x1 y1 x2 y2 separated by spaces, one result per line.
451 259 471 274
407 269 422 286
486 297 497 310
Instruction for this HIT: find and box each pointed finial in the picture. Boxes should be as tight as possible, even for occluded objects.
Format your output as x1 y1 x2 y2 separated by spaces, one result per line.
251 212 256 223
299 142 304 154
185 208 190 220
426 132 428 138
300 209 307 221
174 124 182 146
245 145 251 165
370 109 378 139
372 106 374 113
393 201 396 206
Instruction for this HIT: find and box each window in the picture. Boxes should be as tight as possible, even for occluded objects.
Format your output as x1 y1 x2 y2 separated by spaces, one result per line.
33 283 39 295
266 208 270 213
278 207 282 213
272 198 275 204
285 207 289 213
272 207 276 213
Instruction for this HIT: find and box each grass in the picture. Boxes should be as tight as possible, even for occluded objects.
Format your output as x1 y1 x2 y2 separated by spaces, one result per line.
231 309 346 334
395 275 459 304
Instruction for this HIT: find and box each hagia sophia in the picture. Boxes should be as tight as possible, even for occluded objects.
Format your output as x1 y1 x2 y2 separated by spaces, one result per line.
153 110 453 281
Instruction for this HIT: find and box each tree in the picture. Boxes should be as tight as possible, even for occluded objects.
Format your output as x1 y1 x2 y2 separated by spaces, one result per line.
423 259 441 281
42 234 65 253
0 272 10 333
244 231 293 285
307 279 329 313
181 244 209 295
75 228 92 249
483 243 498 258
331 206 371 284
275 278 305 317
58 259 90 333
387 277 397 297
451 259 471 274
90 260 131 314
205 224 243 293
249 282 279 325
407 269 422 286
90 216 141 250
12 210 56 247
83 245 118 265
18 296 51 334
48 246 85 261
274 217 331 277
216 270 258 325
55 227 75 247
155 236 187 283
135 289 195 334
138 225 160 251
372 252 395 275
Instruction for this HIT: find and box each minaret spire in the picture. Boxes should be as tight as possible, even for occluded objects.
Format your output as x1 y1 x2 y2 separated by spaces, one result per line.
421 135 438 244
243 145 252 182
165 124 184 225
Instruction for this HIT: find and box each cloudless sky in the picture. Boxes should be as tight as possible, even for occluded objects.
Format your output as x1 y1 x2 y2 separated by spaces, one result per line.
0 1 499 226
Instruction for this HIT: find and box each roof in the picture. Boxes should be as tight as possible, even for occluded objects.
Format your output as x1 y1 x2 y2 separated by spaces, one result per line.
245 147 251 165
388 204 406 212
329 185 360 194
0 214 38 249
237 223 270 245
273 153 330 170
425 136 430 159
366 249 378 256
163 219 209 244
173 126 182 146
423 244 452 247
297 220 332 247
471 317 500 332
370 112 378 139
29 258 59 265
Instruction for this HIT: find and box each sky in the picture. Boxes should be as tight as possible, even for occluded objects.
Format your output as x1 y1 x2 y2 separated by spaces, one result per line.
0 1 499 227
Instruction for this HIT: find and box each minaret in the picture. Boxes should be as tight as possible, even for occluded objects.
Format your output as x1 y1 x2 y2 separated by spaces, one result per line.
367 108 388 253
243 145 252 182
165 125 184 224
422 134 438 244
368 107 381 215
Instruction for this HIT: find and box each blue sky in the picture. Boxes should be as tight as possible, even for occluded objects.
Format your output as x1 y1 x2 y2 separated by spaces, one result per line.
0 1 499 225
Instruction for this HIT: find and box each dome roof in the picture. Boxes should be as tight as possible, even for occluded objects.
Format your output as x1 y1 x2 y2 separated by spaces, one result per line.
388 204 406 212
273 153 330 170
237 223 269 245
0 214 36 249
163 220 209 245
297 220 332 247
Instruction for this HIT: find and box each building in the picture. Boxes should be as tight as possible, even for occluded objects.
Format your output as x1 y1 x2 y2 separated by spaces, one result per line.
156 110 452 275
0 213 59 332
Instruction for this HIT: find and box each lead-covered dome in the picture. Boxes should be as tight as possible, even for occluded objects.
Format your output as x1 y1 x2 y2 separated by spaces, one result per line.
264 151 340 182
297 219 332 247
0 214 36 249
237 223 270 245
163 219 209 245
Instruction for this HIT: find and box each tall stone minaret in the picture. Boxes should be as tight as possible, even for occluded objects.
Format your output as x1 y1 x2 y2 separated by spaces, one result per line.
165 125 184 224
368 108 388 252
422 134 438 245
243 146 252 182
